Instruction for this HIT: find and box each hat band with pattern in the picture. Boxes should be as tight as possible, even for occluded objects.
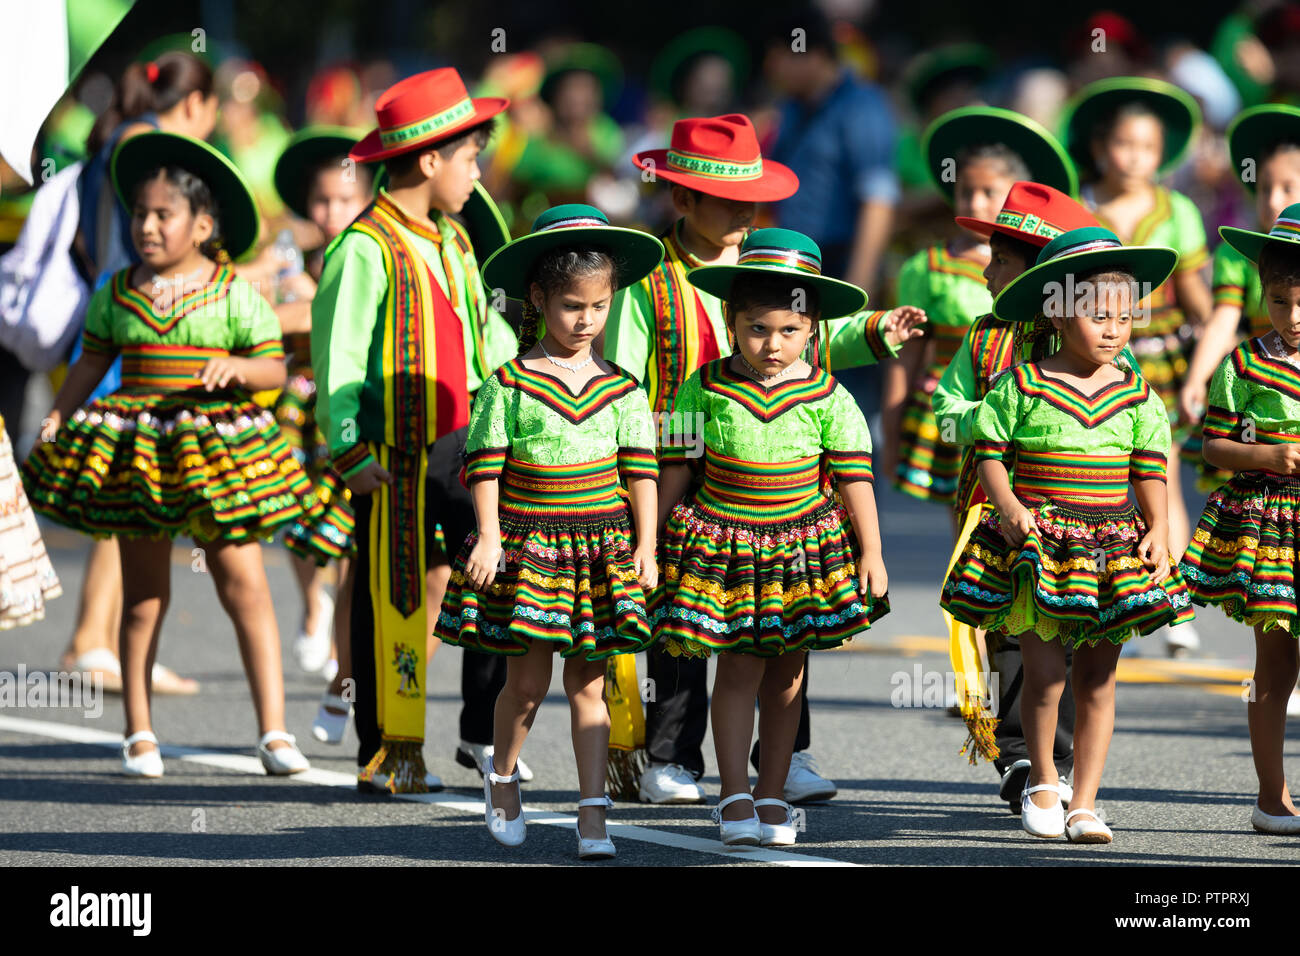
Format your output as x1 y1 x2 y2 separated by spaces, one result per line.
995 209 1065 241
535 214 610 232
665 148 764 181
1270 215 1300 241
736 246 821 274
1045 236 1122 261
378 96 476 149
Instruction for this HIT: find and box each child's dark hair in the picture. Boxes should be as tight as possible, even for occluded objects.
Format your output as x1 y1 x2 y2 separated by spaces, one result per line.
385 117 497 180
989 230 1039 268
955 143 1030 183
724 272 821 321
1087 101 1163 174
310 153 375 196
133 165 227 262
517 246 619 354
1259 242 1300 293
89 52 213 155
1260 138 1300 166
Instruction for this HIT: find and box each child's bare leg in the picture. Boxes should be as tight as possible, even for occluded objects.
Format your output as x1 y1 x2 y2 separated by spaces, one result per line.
202 537 290 749
290 551 326 635
1068 637 1123 819
1165 447 1190 561
1250 623 1300 816
63 537 124 662
326 557 353 702
426 560 449 667
118 536 172 755
1018 630 1068 808
754 651 805 823
712 652 766 819
564 654 611 839
491 640 554 819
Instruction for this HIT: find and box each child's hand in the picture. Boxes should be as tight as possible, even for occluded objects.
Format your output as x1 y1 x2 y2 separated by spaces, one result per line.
198 356 250 391
998 505 1038 549
633 542 658 591
1267 443 1300 476
38 409 62 444
858 552 888 600
465 533 503 591
1138 530 1170 583
1177 379 1206 428
884 306 928 348
345 461 392 495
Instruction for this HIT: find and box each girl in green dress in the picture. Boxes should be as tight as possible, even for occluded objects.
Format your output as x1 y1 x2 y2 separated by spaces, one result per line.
435 205 662 860
22 132 315 778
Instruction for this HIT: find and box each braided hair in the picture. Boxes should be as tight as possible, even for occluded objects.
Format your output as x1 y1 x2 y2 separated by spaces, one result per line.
517 246 619 354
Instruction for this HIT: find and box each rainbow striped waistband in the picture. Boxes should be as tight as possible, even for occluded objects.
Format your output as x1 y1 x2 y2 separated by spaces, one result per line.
1013 450 1130 505
501 455 621 507
120 345 228 390
701 449 821 504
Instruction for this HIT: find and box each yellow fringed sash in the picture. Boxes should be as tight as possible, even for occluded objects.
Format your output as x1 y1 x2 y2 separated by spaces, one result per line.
604 652 647 800
944 502 1000 764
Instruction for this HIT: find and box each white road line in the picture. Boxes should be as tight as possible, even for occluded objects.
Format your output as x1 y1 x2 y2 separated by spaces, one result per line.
0 715 858 867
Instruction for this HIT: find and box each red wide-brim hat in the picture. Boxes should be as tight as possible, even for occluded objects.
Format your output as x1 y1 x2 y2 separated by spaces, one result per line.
954 180 1097 248
632 113 798 202
350 67 509 164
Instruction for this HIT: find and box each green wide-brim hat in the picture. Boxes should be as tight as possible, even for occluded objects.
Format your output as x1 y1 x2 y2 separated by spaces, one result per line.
273 126 366 221
372 167 511 264
1227 104 1300 195
902 43 992 114
924 106 1077 202
687 227 868 320
649 26 750 105
112 131 260 260
993 226 1178 322
539 43 623 109
481 203 663 301
1061 76 1201 177
1219 203 1300 263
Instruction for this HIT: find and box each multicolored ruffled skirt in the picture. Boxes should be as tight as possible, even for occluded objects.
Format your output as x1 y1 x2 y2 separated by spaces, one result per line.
653 451 887 657
0 416 61 628
896 369 961 505
21 388 315 542
435 455 652 660
940 452 1195 647
1178 470 1300 635
274 362 355 563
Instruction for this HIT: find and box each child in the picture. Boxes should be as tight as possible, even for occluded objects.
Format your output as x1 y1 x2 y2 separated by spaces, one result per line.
435 204 664 860
887 106 1076 523
1062 77 1213 579
21 131 314 777
1177 206 1300 834
607 112 925 805
655 228 890 848
312 68 517 793
269 127 371 742
941 226 1195 843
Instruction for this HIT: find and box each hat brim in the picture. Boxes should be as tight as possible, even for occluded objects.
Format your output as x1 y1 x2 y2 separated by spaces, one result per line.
348 97 509 164
274 128 365 221
1061 78 1200 177
1218 224 1300 265
686 264 867 320
632 149 799 202
993 245 1178 322
1228 104 1300 196
540 44 623 107
112 131 260 260
924 107 1078 202
481 226 665 301
457 181 511 263
953 215 1055 248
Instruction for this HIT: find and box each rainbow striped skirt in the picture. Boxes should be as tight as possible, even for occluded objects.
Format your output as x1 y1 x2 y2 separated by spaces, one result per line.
435 455 652 660
1178 469 1300 636
941 450 1195 647
22 385 315 543
653 450 886 657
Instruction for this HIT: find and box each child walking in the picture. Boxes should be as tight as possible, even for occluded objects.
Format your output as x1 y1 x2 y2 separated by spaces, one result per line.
22 131 314 777
436 204 664 860
941 226 1195 843
1178 206 1300 834
655 228 890 848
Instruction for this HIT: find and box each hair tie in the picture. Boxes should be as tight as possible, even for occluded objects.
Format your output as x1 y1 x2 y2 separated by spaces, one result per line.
145 61 160 83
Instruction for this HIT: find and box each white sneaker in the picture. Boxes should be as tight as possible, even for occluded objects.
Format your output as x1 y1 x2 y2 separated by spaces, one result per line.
456 741 534 783
638 763 705 804
1165 621 1201 658
784 751 837 803
292 591 334 674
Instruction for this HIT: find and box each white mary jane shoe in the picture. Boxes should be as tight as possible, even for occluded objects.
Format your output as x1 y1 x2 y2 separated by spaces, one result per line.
311 693 351 744
257 731 310 775
292 591 334 675
1021 782 1065 838
1065 807 1113 843
711 793 761 846
121 731 164 778
755 798 798 846
484 756 526 847
1251 804 1300 834
576 795 616 860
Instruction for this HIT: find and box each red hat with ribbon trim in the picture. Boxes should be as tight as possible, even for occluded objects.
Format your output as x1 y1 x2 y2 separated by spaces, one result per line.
349 67 509 164
632 113 798 202
954 180 1098 248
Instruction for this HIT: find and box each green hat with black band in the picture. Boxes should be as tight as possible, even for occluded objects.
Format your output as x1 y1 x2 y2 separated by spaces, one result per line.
1061 76 1201 178
1227 104 1300 196
924 105 1077 202
112 130 260 260
686 228 868 320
